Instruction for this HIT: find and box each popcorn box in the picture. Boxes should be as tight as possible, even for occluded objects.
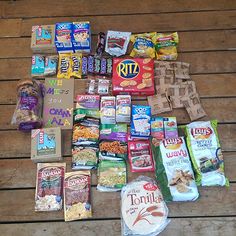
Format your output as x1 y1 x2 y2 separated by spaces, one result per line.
72 21 91 53
112 58 155 96
31 25 56 53
55 22 73 53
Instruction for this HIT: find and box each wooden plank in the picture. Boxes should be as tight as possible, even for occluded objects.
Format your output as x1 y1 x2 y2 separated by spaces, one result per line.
0 19 21 37
1 30 236 57
2 0 236 18
0 51 235 81
0 124 235 158
0 152 234 189
20 11 236 37
0 184 235 221
1 217 236 236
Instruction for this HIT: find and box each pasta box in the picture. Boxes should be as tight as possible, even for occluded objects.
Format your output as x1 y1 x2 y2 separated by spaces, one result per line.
112 58 155 96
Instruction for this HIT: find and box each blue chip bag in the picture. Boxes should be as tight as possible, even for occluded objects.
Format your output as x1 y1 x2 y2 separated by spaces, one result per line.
131 105 151 139
31 55 45 77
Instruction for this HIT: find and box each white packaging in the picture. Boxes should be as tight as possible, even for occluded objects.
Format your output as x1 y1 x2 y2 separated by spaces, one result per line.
100 96 116 124
116 95 131 123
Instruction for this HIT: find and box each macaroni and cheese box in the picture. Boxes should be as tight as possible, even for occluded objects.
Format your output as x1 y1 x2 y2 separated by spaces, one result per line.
112 58 155 96
71 21 91 53
55 22 73 53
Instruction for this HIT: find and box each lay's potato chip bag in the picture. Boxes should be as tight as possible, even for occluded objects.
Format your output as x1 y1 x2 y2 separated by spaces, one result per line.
155 32 179 60
130 32 156 58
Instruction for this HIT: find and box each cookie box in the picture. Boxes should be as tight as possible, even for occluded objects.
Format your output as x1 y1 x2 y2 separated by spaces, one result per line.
112 58 155 96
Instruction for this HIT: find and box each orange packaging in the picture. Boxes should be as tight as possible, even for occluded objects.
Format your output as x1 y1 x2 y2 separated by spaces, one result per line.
112 58 155 96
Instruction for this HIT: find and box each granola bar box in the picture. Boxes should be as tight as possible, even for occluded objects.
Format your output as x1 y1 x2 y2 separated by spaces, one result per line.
31 127 62 163
112 58 155 96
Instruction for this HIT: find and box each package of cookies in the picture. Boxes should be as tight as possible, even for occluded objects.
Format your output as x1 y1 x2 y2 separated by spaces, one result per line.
151 137 199 202
112 58 155 96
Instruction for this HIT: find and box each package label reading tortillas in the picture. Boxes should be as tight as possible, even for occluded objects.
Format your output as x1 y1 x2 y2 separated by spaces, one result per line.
121 176 169 236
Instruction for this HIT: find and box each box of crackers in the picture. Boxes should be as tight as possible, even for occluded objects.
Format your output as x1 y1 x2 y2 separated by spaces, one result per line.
112 58 155 96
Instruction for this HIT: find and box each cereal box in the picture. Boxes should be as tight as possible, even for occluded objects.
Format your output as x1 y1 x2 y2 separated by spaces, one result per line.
131 105 151 139
151 117 164 140
163 117 178 139
112 58 155 96
71 21 91 53
100 96 116 124
55 22 73 53
116 95 131 123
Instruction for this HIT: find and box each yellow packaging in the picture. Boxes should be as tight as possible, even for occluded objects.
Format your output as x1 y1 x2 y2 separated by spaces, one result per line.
57 53 71 79
70 53 82 78
155 32 179 60
130 32 156 58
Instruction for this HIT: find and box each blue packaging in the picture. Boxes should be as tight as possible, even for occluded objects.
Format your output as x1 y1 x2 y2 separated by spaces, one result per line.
55 22 73 53
131 105 151 139
31 55 45 77
71 21 91 53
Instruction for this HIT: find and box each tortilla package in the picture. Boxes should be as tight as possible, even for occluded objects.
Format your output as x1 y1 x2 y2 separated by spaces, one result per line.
121 176 170 236
151 137 199 202
184 120 229 186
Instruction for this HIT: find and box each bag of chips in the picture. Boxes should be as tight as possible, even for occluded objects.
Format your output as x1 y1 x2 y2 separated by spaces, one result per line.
155 32 179 60
184 120 229 186
130 32 156 58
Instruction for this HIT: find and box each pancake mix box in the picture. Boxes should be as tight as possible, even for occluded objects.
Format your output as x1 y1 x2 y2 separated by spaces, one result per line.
112 58 155 96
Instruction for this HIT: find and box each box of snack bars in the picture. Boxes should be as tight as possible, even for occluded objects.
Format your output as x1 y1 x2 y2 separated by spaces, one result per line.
112 58 155 96
71 22 91 53
55 22 73 53
163 117 178 139
31 25 56 53
31 127 62 163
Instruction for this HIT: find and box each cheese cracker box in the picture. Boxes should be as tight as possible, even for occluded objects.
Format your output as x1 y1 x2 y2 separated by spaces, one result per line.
112 58 155 96
31 127 62 163
55 22 73 53
31 25 56 53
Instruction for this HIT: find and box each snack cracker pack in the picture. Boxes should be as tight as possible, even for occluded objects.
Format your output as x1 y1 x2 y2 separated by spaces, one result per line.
121 176 170 236
151 137 199 202
185 120 229 186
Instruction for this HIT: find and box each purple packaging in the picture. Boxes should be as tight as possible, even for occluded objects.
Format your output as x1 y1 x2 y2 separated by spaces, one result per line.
71 21 91 53
76 95 100 109
100 124 127 142
163 117 178 139
88 55 94 74
82 55 88 75
55 22 73 53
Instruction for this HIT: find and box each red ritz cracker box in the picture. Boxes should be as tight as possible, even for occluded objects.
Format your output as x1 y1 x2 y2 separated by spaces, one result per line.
112 58 155 96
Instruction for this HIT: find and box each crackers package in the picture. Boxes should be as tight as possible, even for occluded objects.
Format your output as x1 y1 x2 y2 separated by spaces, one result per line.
112 58 155 96
100 96 116 124
152 137 199 202
185 120 229 186
31 127 62 163
116 95 131 123
155 32 179 60
163 117 178 139
64 171 92 221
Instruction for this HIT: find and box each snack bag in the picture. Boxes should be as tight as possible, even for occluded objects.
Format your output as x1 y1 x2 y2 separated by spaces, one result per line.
121 176 170 236
130 32 156 58
70 53 82 78
128 140 154 172
97 159 127 192
116 95 131 123
151 137 199 202
64 171 92 221
44 55 58 76
57 53 71 79
155 32 179 60
100 96 116 124
184 120 229 186
31 55 45 77
151 117 164 140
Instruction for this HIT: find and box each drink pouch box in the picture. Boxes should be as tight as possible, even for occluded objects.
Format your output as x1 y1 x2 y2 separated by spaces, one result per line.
112 58 155 96
131 105 151 139
31 25 56 53
100 96 116 124
55 22 73 53
163 117 178 139
72 21 91 53
31 127 62 163
116 95 131 123
151 117 164 140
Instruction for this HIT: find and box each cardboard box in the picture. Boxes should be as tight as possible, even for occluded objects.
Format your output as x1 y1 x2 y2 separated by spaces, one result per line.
31 25 56 53
163 117 178 139
31 127 62 163
112 58 155 96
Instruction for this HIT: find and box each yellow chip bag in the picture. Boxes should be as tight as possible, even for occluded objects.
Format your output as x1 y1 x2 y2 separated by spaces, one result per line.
71 53 82 78
57 53 71 79
130 32 156 58
155 32 179 60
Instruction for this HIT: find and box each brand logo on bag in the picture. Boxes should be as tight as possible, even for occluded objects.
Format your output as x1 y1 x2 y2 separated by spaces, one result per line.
117 59 140 79
41 167 62 180
67 175 88 190
163 138 183 149
39 131 44 144
191 127 213 139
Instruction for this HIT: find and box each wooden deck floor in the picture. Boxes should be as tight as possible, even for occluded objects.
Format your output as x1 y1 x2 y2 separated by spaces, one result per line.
0 1 236 235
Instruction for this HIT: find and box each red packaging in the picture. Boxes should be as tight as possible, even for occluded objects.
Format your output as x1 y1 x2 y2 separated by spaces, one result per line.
128 140 154 172
112 58 155 96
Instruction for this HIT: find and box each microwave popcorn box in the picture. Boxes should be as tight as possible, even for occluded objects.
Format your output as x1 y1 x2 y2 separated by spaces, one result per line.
163 117 178 139
31 127 62 163
55 22 73 53
112 58 155 96
31 25 56 53
72 21 91 53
